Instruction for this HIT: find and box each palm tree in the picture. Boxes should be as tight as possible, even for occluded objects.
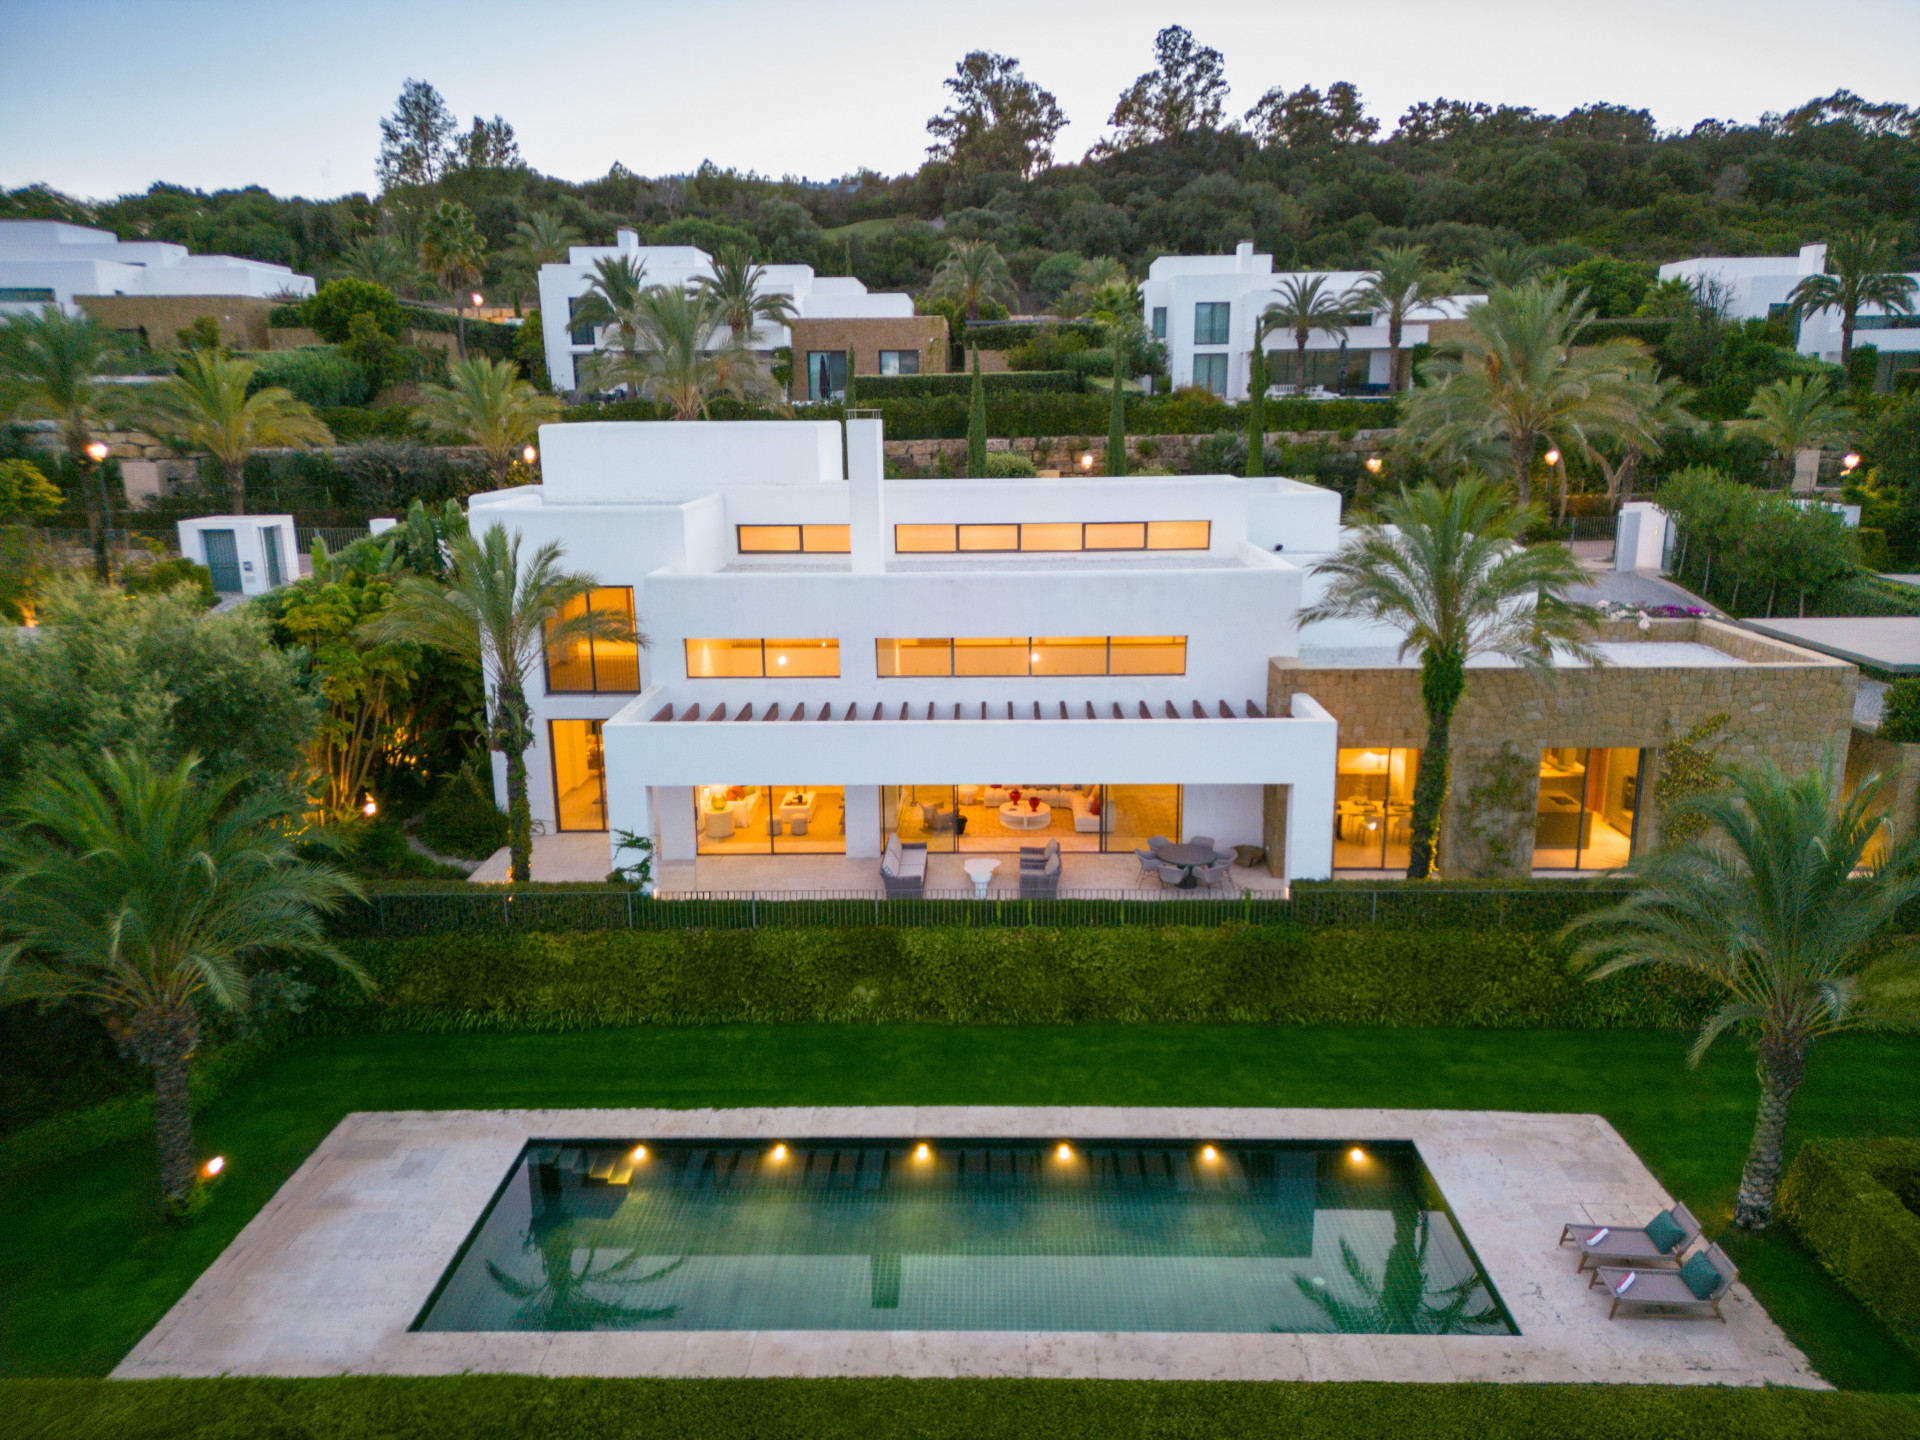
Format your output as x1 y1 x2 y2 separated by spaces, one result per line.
1742 375 1853 487
365 523 640 882
1301 477 1598 878
586 286 786 420
1397 279 1658 506
568 253 649 366
0 307 133 580
144 352 333 515
1057 257 1129 318
1261 275 1354 393
501 212 583 316
695 247 798 350
1786 228 1918 370
1470 246 1542 291
420 200 487 358
416 356 561 486
0 752 367 1214
335 235 420 295
1587 371 1693 513
1350 245 1458 392
928 239 1017 322
1566 762 1920 1230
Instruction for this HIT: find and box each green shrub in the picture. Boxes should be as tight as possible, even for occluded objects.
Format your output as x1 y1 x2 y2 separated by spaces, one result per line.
250 347 369 408
984 451 1037 478
3 1374 1912 1440
1779 1137 1920 1351
338 817 468 880
1859 527 1892 572
853 371 1080 401
299 925 1719 1033
121 557 215 608
305 278 407 343
417 768 508 860
1881 680 1920 743
317 405 420 443
397 305 517 361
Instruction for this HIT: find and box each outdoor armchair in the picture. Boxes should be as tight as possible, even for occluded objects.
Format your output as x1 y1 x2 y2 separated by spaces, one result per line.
1560 1202 1702 1272
1020 854 1062 899
1194 860 1233 888
1593 1242 1737 1321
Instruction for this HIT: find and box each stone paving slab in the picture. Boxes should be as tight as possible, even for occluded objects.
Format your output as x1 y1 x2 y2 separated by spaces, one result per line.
113 1107 1823 1387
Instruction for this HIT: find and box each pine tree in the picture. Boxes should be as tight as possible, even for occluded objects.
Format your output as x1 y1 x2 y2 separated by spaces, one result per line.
844 345 856 408
966 346 987 477
1246 346 1267 477
1108 330 1128 477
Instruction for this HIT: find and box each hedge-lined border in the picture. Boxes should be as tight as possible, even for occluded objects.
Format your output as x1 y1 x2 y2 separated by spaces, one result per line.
1780 1138 1920 1353
6 1376 1913 1439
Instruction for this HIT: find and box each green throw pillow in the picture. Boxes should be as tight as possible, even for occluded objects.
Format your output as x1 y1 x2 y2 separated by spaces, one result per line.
1679 1251 1720 1300
1644 1209 1686 1255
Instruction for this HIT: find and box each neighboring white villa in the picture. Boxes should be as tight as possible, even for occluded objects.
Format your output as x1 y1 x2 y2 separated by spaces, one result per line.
1659 243 1920 375
0 220 314 314
469 418 1343 881
1139 242 1482 399
536 230 917 394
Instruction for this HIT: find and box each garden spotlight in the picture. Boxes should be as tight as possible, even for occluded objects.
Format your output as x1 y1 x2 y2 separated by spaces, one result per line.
85 440 110 463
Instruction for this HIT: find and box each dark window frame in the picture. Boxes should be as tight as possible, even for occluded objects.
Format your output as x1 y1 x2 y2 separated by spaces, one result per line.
542 587 640 695
1194 301 1231 346
683 637 841 680
549 717 609 833
875 635 1187 679
891 521 1210 554
735 524 852 554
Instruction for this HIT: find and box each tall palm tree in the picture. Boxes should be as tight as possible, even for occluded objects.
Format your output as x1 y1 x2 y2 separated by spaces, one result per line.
1587 371 1693 512
1742 375 1853 487
420 200 487 358
1261 275 1354 393
501 212 583 316
569 253 649 365
695 247 798 350
1397 279 1657 506
335 235 420 295
1787 227 1918 369
366 524 641 882
144 352 333 515
1301 477 1597 879
0 752 367 1214
0 307 132 580
1349 245 1458 392
928 239 1017 322
1470 245 1542 291
416 356 561 486
1566 762 1920 1229
1057 257 1129 318
586 286 786 420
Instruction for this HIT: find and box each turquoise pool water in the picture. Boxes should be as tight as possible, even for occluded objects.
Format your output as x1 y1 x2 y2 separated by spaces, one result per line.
416 1138 1514 1334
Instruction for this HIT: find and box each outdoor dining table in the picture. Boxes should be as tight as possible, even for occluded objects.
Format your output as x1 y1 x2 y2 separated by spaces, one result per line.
1152 840 1217 888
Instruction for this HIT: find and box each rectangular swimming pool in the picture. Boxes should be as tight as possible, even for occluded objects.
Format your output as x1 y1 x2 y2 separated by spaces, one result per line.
416 1138 1514 1335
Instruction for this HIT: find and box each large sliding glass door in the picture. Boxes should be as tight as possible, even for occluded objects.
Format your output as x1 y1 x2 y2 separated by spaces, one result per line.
550 720 608 831
695 785 847 855
1333 748 1420 871
1533 748 1643 871
880 784 1182 854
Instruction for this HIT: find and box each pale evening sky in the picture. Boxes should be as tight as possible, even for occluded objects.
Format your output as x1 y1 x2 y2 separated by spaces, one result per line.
3 0 1917 201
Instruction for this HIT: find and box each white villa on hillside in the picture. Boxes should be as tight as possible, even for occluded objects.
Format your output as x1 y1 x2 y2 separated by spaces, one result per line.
0 220 314 314
1659 243 1920 382
472 419 1342 881
1140 242 1482 399
536 230 920 395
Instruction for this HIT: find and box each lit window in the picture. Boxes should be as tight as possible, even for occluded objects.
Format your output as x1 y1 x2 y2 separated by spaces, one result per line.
686 639 768 679
876 638 954 678
1030 637 1107 675
958 524 1020 552
1084 522 1147 550
1109 636 1186 675
953 637 1030 676
1020 523 1082 552
737 525 851 554
544 588 638 693
1147 520 1210 550
763 638 840 677
550 719 607 831
894 524 958 553
801 525 851 552
876 636 1188 677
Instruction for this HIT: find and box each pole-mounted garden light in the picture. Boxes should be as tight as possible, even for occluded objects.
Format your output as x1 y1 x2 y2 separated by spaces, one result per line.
1843 452 1862 472
471 292 484 309
523 445 538 464
83 440 114 582
1544 448 1562 466
85 440 110 464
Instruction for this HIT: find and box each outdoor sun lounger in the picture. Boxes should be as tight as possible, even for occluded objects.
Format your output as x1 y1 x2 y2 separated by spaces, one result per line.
1593 1242 1738 1321
1560 1201 1702 1271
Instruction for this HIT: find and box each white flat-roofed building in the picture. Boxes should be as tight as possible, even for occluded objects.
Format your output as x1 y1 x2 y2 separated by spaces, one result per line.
1140 241 1482 399
536 229 918 394
1659 243 1920 375
468 417 1343 881
0 220 314 314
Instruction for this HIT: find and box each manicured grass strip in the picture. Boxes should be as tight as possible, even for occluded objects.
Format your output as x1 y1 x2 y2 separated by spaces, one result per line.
3 1028 1918 1391
11 1377 1920 1440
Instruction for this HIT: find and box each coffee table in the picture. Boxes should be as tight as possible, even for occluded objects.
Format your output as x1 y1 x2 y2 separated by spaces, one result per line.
1000 800 1051 830
962 858 999 898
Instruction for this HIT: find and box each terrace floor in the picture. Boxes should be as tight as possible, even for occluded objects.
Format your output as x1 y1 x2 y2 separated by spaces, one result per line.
113 1106 1822 1386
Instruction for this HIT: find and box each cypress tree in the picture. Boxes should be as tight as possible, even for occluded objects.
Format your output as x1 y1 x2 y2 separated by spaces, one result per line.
966 345 987 477
1107 328 1128 478
843 345 856 408
1246 346 1267 478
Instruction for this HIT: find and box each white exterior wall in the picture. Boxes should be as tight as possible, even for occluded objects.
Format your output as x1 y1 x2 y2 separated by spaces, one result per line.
175 515 298 595
1139 241 1480 400
0 221 313 314
464 418 1347 877
1658 243 1920 364
537 231 915 392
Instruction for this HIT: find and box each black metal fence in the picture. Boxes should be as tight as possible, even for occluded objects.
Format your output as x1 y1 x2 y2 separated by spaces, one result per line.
335 884 1635 939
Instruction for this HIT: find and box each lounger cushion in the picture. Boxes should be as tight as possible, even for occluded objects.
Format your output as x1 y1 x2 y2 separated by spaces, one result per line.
1645 1209 1687 1256
1679 1252 1720 1300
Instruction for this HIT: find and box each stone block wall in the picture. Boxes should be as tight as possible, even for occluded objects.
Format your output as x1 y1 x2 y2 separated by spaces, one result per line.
1270 618 1858 877
789 316 950 399
884 427 1396 477
76 294 275 351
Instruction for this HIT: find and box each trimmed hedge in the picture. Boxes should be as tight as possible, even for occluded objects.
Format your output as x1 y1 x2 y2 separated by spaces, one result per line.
7 1376 1918 1440
853 370 1080 400
964 318 1110 350
301 925 1719 1032
1779 1138 1920 1352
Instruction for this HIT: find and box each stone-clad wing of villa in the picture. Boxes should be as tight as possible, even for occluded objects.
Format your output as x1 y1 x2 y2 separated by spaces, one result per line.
470 417 1858 886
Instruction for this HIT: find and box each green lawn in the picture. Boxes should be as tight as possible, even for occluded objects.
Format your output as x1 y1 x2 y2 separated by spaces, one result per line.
2 1026 1916 1389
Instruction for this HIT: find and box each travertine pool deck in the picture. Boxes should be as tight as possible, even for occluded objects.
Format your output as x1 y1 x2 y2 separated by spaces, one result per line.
114 1107 1822 1386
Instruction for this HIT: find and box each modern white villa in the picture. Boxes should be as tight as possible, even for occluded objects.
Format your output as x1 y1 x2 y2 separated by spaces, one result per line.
1659 243 1920 380
1139 242 1482 398
536 230 920 395
471 418 1342 883
0 220 314 314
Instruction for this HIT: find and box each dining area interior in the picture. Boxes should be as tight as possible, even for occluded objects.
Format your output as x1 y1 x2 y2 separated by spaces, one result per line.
1332 747 1419 872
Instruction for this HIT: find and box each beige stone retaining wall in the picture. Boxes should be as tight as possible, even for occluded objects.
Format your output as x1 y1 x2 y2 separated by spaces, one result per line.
1270 618 1858 877
885 428 1396 477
